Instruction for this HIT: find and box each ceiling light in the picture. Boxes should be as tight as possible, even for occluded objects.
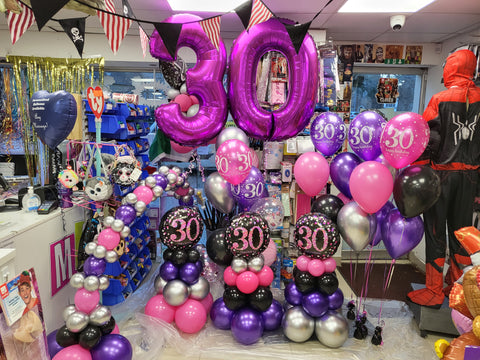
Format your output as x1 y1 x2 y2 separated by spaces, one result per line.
131 78 154 82
144 86 154 89
167 0 246 12
338 0 436 13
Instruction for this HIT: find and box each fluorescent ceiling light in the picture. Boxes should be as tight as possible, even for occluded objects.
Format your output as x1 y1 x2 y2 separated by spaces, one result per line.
131 78 154 82
144 86 154 89
167 0 246 12
338 0 436 13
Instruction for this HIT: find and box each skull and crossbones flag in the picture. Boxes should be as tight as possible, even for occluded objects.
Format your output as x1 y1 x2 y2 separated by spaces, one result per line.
59 18 86 57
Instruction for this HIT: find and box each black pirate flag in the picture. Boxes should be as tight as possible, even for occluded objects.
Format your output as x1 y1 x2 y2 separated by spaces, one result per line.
59 17 86 58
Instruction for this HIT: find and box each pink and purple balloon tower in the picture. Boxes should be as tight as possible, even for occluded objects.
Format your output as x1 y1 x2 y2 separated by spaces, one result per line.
145 206 212 334
282 213 348 348
210 212 284 345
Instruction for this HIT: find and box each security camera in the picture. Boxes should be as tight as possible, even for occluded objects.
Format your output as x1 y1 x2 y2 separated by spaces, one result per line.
390 15 406 31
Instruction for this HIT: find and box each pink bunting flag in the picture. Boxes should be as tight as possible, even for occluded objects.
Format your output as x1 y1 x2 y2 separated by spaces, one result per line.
200 16 221 50
97 0 132 54
139 26 149 58
7 2 35 45
247 0 273 30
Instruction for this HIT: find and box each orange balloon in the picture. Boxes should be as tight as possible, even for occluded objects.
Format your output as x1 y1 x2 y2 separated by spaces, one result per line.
455 226 480 255
443 332 480 360
450 283 473 318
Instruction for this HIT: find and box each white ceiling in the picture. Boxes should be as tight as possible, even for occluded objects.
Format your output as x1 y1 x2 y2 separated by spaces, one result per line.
1 0 480 44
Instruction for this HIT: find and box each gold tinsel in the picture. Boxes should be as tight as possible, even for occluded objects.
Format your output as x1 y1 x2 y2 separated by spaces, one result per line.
5 56 104 184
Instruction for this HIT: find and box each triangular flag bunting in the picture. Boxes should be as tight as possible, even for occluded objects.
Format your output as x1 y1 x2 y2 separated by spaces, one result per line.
247 0 273 30
284 21 312 54
121 0 135 18
200 16 221 50
154 22 183 60
59 17 86 58
139 26 149 58
97 0 132 54
235 0 252 30
7 2 35 45
30 0 69 31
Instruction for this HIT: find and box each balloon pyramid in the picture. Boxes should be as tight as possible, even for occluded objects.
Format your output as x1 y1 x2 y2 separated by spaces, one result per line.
210 213 284 345
282 213 348 348
145 206 212 334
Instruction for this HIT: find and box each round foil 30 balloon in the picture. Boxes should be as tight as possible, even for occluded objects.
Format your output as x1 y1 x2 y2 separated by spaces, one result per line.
225 212 270 259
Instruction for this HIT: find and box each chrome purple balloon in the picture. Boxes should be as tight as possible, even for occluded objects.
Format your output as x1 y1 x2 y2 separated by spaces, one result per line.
84 256 106 277
285 282 303 306
230 166 268 211
210 297 234 330
330 152 362 199
327 289 344 310
91 334 132 360
153 174 168 189
348 111 386 161
302 291 329 318
370 200 395 246
179 262 200 285
229 18 318 141
261 299 284 331
115 204 136 225
150 14 227 146
311 112 347 156
159 261 178 281
231 308 264 345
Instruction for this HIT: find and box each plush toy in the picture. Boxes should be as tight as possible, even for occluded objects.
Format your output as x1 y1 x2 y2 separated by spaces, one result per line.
84 176 113 202
58 168 79 189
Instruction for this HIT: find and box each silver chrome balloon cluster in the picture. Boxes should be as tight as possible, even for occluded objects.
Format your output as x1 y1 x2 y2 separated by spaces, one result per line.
157 165 195 206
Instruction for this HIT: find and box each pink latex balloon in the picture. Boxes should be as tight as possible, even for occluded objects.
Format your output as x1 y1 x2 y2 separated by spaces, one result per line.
175 299 207 334
451 308 473 334
145 294 177 323
200 293 214 313
380 112 430 169
75 289 100 314
350 161 394 214
173 94 193 112
150 14 227 146
293 152 330 197
223 266 238 286
133 185 153 205
236 271 259 294
261 240 277 267
257 266 274 287
97 228 121 251
190 95 199 105
111 324 120 334
308 259 326 277
323 258 337 273
216 139 253 185
296 255 311 272
53 344 92 360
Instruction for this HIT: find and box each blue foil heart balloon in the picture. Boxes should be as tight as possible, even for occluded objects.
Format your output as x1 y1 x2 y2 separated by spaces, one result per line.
29 90 77 149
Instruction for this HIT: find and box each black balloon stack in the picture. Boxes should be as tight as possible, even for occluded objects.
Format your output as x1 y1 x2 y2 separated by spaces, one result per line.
210 212 284 345
145 206 212 334
282 212 348 348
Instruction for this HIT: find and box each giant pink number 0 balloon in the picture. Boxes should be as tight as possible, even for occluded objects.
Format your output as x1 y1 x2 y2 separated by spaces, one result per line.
150 14 227 146
229 18 319 140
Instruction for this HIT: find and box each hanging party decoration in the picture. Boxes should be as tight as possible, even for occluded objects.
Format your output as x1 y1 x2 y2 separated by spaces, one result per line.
348 111 386 161
225 212 270 259
310 112 347 157
216 139 253 186
29 90 77 149
230 166 268 210
229 17 318 140
329 152 362 199
380 112 430 169
293 152 330 197
294 213 340 259
150 14 228 146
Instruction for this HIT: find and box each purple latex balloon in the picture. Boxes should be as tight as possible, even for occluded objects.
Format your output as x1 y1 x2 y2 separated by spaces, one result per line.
47 329 63 358
348 111 386 161
311 112 347 156
210 297 234 330
330 152 362 198
179 262 200 284
371 200 395 246
160 261 179 281
84 255 106 277
91 334 132 360
231 308 264 345
328 289 344 310
153 174 168 189
150 14 227 146
285 282 303 306
195 259 204 272
115 204 136 225
229 18 318 141
302 291 329 318
261 299 284 331
178 196 194 206
230 166 267 210
381 208 424 260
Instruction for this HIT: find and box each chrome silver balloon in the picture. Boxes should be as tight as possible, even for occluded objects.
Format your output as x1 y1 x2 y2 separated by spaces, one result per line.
247 255 264 273
181 195 191 204
83 276 100 292
145 176 157 188
66 311 89 333
163 280 190 306
165 184 173 191
111 219 125 233
105 251 118 263
189 276 210 300
98 275 110 291
172 166 182 175
315 311 349 348
93 245 107 259
187 104 199 117
159 165 169 175
166 88 180 100
231 257 248 273
120 226 131 239
204 172 236 214
152 186 164 197
183 182 190 189
84 242 97 255
154 275 168 294
125 193 137 204
167 173 177 184
337 202 377 252
216 127 249 149
135 200 147 213
174 193 181 200
103 216 115 228
69 273 85 289
62 305 77 322
282 306 315 343
188 188 195 196
176 176 185 186
89 306 111 326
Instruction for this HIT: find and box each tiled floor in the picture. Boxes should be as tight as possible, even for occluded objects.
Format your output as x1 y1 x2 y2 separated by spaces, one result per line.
115 264 455 360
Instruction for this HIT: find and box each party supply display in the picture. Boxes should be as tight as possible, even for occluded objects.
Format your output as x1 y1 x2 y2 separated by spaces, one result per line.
229 18 318 140
329 152 362 199
150 14 227 146
348 111 386 161
293 152 330 197
310 112 347 156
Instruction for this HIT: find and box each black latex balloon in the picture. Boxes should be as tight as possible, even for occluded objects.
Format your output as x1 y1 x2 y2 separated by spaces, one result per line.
294 270 316 294
78 325 102 349
56 325 79 348
223 286 248 311
318 273 339 295
99 316 116 335
249 286 273 312
172 249 188 266
159 58 186 90
187 248 200 263
206 228 233 266
163 249 174 262
311 194 344 222
393 165 441 218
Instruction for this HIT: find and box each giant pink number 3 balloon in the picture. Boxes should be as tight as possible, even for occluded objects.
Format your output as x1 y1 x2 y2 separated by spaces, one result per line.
150 14 227 146
229 18 319 141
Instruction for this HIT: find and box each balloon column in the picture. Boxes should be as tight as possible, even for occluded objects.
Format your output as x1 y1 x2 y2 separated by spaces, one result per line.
145 206 211 334
210 213 284 345
282 213 348 348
